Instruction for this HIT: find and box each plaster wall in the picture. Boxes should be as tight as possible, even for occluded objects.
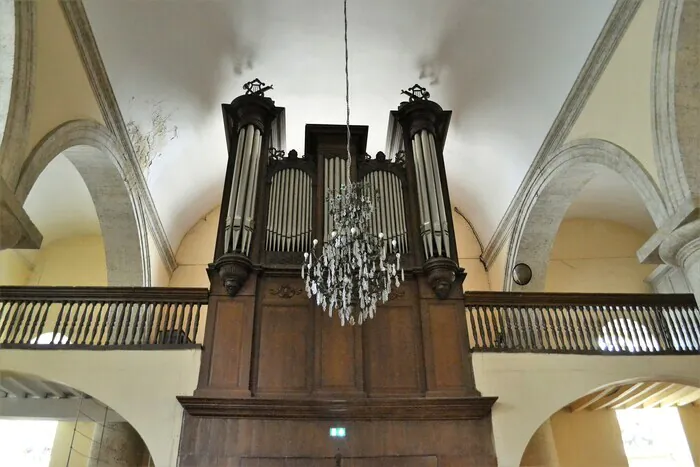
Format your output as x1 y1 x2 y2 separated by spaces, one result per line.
487 244 509 291
454 214 490 291
149 232 171 287
0 349 200 467
548 410 628 467
168 206 218 289
49 421 95 467
545 218 655 293
473 352 700 467
519 419 559 467
679 404 700 467
26 0 103 157
0 249 31 285
25 235 107 287
565 0 659 181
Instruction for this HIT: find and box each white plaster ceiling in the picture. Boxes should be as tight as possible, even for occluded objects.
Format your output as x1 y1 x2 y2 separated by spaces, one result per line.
23 154 101 248
83 0 616 250
565 170 656 235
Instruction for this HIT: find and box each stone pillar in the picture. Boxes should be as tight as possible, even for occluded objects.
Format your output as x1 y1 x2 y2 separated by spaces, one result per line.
88 422 148 467
659 219 700 304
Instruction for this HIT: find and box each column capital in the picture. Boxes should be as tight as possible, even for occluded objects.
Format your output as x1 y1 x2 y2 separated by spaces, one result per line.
659 219 700 268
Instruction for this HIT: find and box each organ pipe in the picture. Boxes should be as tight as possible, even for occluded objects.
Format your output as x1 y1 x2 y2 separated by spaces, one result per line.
361 170 408 253
324 156 349 239
266 168 313 252
411 129 450 258
224 124 263 255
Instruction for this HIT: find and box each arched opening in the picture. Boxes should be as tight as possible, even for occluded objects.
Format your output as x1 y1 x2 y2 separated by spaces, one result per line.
545 169 658 294
520 380 700 467
9 152 108 287
507 139 669 292
0 371 153 466
5 120 150 287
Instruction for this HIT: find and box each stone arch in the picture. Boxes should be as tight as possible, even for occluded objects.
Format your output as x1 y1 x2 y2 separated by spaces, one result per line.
652 0 700 212
0 349 199 466
0 0 35 187
506 138 668 291
473 353 700 466
15 119 150 286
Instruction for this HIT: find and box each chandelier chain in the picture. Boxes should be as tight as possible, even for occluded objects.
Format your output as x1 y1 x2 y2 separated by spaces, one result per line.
344 0 351 165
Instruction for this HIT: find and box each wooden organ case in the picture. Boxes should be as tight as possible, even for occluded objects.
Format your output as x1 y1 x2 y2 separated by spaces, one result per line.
177 82 497 466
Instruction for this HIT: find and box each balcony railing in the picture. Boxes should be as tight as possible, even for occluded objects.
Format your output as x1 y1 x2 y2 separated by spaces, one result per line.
0 287 208 349
466 292 700 355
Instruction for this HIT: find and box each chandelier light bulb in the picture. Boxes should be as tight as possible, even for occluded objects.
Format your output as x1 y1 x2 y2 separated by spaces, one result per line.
302 181 404 326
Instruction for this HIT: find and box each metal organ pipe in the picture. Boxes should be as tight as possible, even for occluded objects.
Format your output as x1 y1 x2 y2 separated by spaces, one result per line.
324 157 348 239
411 129 450 258
224 124 262 255
361 170 408 254
266 168 313 252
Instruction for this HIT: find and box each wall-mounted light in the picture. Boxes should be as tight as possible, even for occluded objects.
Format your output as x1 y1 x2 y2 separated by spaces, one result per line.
512 263 532 286
329 427 346 438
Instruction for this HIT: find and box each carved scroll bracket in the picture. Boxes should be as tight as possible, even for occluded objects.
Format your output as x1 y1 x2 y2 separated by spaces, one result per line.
423 257 462 300
212 253 253 297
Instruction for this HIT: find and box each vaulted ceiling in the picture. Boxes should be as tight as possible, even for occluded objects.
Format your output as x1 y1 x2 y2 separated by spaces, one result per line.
82 0 617 250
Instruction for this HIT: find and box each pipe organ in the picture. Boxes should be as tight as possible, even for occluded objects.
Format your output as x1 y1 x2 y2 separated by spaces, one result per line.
181 81 494 466
223 123 263 255
323 155 350 240
265 151 314 253
359 154 409 254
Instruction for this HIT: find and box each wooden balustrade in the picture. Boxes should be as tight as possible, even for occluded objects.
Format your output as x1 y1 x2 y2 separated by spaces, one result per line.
465 292 700 355
0 287 208 349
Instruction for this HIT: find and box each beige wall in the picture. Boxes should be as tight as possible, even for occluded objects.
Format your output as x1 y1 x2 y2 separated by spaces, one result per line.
0 235 108 287
0 250 32 285
565 0 659 180
520 419 560 467
549 410 628 467
546 218 655 293
169 206 218 288
0 349 200 467
487 243 509 291
149 232 171 287
27 0 104 153
50 421 95 467
25 235 107 287
473 353 700 467
679 404 700 466
454 214 490 291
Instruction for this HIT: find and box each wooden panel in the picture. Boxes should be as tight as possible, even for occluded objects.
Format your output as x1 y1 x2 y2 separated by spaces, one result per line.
422 302 469 395
315 310 363 395
177 417 497 466
365 305 423 396
257 305 313 395
342 457 437 467
241 459 329 467
207 298 254 392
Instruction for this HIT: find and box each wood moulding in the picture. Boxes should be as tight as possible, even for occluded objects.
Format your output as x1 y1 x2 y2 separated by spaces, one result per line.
177 396 497 421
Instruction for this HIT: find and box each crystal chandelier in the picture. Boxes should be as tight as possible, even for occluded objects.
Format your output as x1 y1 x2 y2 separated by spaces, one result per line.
301 0 404 325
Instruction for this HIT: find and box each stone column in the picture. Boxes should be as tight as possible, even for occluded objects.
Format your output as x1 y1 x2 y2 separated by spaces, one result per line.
659 219 700 305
